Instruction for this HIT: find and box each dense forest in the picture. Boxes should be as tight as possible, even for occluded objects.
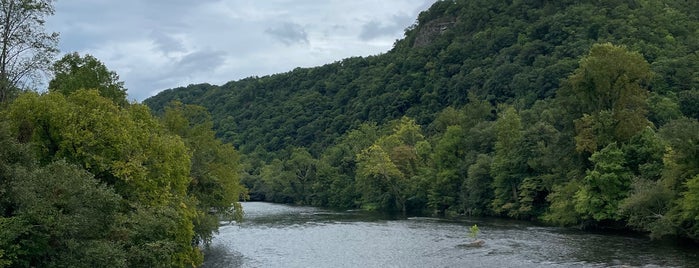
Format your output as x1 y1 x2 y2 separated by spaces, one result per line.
0 1 245 267
146 0 699 242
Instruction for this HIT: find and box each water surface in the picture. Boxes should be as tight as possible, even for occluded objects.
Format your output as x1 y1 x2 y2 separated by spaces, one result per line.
203 202 698 267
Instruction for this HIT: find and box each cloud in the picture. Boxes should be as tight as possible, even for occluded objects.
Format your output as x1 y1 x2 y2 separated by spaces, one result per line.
46 0 439 101
150 31 186 55
265 22 309 45
174 50 227 76
359 14 415 41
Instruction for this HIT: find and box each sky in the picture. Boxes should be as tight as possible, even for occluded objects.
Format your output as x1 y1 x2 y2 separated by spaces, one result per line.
45 0 438 101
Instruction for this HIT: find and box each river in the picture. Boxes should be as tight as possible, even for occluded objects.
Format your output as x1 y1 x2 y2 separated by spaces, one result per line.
202 202 698 267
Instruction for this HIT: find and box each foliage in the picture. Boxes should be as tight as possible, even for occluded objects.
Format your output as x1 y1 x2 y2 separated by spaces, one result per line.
468 224 480 240
2 160 125 268
574 143 631 222
0 0 58 103
1 89 244 266
162 101 247 244
49 52 128 106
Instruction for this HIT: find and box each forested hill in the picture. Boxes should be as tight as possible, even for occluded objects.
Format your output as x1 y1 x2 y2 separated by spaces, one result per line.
145 0 699 241
145 0 699 155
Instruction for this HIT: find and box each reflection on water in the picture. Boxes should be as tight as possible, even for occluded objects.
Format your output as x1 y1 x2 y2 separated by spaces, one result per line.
203 202 698 268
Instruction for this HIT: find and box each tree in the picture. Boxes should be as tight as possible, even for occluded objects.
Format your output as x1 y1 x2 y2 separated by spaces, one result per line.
559 43 653 152
0 0 58 103
429 125 466 214
50 52 128 106
619 178 674 239
1 161 126 268
356 144 404 211
162 101 246 244
574 143 631 222
5 90 204 267
490 106 526 216
462 154 493 216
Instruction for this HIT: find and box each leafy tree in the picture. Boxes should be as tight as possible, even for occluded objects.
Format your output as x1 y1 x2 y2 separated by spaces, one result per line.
678 89 699 120
560 43 653 152
5 91 204 266
543 180 583 226
162 101 246 244
490 106 526 216
0 0 58 103
354 117 425 212
462 154 493 216
619 178 674 239
677 175 699 240
647 93 682 127
49 52 128 106
259 159 295 203
356 144 403 211
1 161 125 268
658 117 699 192
429 125 466 214
574 143 631 222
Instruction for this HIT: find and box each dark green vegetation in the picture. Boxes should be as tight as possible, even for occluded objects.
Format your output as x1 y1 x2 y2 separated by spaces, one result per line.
0 3 246 265
146 0 699 242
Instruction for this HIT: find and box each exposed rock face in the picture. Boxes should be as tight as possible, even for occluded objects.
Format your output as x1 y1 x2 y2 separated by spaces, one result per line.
413 18 456 48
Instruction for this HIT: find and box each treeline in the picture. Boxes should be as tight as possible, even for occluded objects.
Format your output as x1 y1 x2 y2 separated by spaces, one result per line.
145 0 699 241
0 54 246 266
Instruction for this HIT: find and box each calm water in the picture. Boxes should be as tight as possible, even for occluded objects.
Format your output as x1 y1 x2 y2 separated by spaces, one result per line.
203 202 698 268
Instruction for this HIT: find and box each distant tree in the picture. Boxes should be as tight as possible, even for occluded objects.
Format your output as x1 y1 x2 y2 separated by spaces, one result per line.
574 143 631 222
0 0 58 103
559 43 653 152
490 106 525 216
49 52 128 106
355 117 425 212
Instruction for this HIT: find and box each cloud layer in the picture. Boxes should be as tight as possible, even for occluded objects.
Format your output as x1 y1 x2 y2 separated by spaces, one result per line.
46 0 436 101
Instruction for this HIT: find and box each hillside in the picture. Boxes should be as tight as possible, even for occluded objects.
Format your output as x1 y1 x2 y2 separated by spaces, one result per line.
145 0 699 241
145 0 699 155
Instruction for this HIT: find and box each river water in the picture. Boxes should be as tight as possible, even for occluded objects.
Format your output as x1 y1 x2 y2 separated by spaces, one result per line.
202 202 698 267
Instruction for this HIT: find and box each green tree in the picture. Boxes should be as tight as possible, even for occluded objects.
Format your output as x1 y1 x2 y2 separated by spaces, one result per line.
560 43 653 152
1 161 125 268
356 144 404 211
162 101 246 244
658 118 699 192
619 178 674 239
286 147 317 204
0 0 58 103
462 154 493 216
490 106 525 216
574 143 631 222
658 118 699 240
50 52 128 106
429 125 466 214
5 91 204 267
678 89 699 120
677 175 699 240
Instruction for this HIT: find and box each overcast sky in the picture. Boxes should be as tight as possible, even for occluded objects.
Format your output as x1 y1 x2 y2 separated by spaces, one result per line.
46 0 437 101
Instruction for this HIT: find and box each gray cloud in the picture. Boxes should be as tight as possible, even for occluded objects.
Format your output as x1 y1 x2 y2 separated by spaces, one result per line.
150 31 186 54
46 0 438 101
175 50 227 76
265 22 309 45
359 14 415 41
